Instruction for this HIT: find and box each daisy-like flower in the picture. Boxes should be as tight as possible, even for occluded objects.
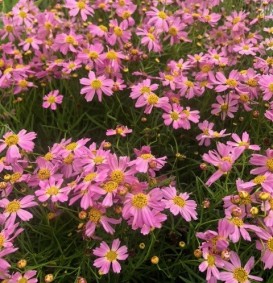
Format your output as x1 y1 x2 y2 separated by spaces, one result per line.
256 227 273 269
35 177 69 203
136 28 162 52
80 71 114 102
19 36 42 51
130 79 158 100
93 239 128 274
42 90 63 110
233 42 258 56
162 104 184 129
250 149 273 175
210 70 241 93
106 125 132 137
0 130 36 163
227 132 260 151
0 195 37 226
146 8 169 32
65 0 94 21
211 94 238 120
259 75 273 101
220 252 262 283
9 270 38 283
162 186 197 221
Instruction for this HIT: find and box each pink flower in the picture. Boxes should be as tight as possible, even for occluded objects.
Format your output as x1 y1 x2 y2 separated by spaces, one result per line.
43 90 63 110
0 195 37 226
0 130 36 163
106 125 132 137
196 120 215 147
130 79 158 100
211 95 238 120
136 28 162 52
19 36 42 51
233 42 258 56
250 149 273 175
93 239 128 274
259 75 273 101
35 177 69 203
162 104 184 129
227 132 260 151
135 93 169 114
107 19 131 46
146 8 169 32
65 0 94 21
209 70 241 92
162 186 197 221
80 71 113 102
220 252 262 282
10 270 38 283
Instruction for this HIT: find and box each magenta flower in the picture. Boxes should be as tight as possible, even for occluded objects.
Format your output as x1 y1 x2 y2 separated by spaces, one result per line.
43 90 63 110
162 104 184 129
250 149 273 175
211 94 238 120
256 227 273 269
162 186 197 221
146 8 169 31
220 252 262 283
209 70 241 92
65 0 94 21
130 79 158 100
10 270 38 283
19 36 42 51
136 28 162 52
106 125 132 137
80 71 113 102
135 93 169 114
93 239 128 274
0 195 37 226
0 130 36 163
259 75 273 101
227 132 260 151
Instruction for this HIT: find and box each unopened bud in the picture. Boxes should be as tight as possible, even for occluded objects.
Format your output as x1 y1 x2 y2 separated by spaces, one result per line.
78 211 87 220
151 256 159 264
44 274 54 283
17 259 27 269
250 206 259 216
194 249 202 258
259 192 270 201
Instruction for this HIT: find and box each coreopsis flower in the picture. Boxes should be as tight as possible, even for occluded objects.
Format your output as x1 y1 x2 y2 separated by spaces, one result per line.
162 186 197 221
179 106 200 130
106 126 132 137
0 130 36 163
227 132 260 151
0 195 37 226
107 19 131 46
0 222 23 250
196 120 215 147
203 143 243 186
162 104 184 129
259 75 273 101
209 70 241 92
0 247 18 279
35 177 69 203
65 0 94 21
93 239 128 274
220 252 262 283
233 42 258 56
146 8 169 31
43 90 63 110
80 71 114 102
9 270 38 283
136 28 162 52
250 149 273 175
53 31 82 55
130 79 159 100
199 249 225 282
19 36 42 51
211 94 238 120
238 173 273 194
256 227 273 269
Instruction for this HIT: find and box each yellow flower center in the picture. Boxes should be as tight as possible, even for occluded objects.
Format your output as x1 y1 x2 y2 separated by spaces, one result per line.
47 95 56 104
106 50 117 60
140 86 151 94
185 80 194 87
77 1 86 9
114 27 123 37
233 267 248 283
4 67 13 75
239 94 249 102
204 15 211 21
268 83 273 93
0 234 5 248
38 169 51 180
89 208 102 223
242 45 249 50
230 217 243 227
170 111 179 120
46 186 59 196
232 17 241 24
220 103 228 111
267 237 273 251
118 0 125 6
99 25 108 32
238 141 249 147
19 11 27 18
103 181 118 193
122 11 131 19
65 142 77 150
91 79 102 89
266 158 273 171
105 250 118 261
147 33 155 41
140 153 153 159
64 153 74 164
147 93 159 105
132 193 148 208
5 25 13 32
201 65 211 73
158 11 167 19
44 152 53 161
44 21 52 30
269 198 273 210
165 75 174 81
18 80 28 88
93 156 104 164
5 200 21 213
110 170 124 184
207 255 215 267
84 172 97 182
173 196 186 207
266 57 273 65
253 175 266 184
182 109 190 117
169 26 178 36
88 51 99 59
18 278 28 283
65 35 77 45
226 79 238 87
5 134 19 146
10 172 22 184
25 37 33 44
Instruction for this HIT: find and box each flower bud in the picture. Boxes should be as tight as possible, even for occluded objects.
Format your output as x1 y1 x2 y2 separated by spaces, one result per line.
231 206 242 217
259 192 270 201
17 259 27 269
151 256 159 264
179 241 186 248
194 249 202 258
239 191 249 199
200 163 207 170
78 211 87 220
221 250 230 260
45 274 54 283
250 206 259 216
139 243 145 249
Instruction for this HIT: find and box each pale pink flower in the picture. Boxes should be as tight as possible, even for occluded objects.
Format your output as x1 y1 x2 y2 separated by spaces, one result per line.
135 93 169 114
130 79 158 100
256 227 273 269
250 149 273 175
106 126 132 137
162 186 197 221
211 95 238 120
80 71 114 102
227 132 260 151
43 90 63 110
209 70 241 92
65 0 94 21
146 8 169 31
10 270 38 283
259 75 273 101
220 252 262 283
93 239 128 274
